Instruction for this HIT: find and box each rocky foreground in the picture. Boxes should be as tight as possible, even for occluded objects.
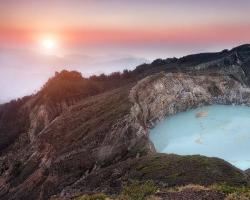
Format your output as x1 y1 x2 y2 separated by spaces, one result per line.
1 45 250 200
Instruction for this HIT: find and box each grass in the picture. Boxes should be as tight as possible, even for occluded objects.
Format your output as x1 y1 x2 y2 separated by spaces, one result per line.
211 183 250 199
74 181 157 200
73 183 250 200
119 180 158 200
74 193 107 200
225 193 250 200
132 154 248 187
135 155 171 174
163 183 250 199
166 184 209 192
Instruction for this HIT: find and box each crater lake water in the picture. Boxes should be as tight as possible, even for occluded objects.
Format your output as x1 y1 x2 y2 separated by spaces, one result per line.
149 105 250 170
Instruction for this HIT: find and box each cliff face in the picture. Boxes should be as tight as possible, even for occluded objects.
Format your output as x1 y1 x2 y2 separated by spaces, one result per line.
1 45 250 199
129 72 250 133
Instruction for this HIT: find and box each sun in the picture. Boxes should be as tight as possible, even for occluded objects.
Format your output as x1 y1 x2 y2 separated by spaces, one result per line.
40 37 58 55
42 38 56 49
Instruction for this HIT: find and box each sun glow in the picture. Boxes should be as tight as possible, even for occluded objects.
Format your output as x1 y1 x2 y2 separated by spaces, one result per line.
42 38 56 49
40 36 58 55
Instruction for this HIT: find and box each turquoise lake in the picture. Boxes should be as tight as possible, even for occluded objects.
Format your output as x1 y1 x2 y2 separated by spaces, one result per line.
149 105 250 170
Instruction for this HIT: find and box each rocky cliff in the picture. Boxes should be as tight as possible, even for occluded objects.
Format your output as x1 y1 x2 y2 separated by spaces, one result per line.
1 44 250 200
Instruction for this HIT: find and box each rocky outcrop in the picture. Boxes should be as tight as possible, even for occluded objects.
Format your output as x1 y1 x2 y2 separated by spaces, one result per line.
129 72 250 141
27 97 82 141
245 169 250 179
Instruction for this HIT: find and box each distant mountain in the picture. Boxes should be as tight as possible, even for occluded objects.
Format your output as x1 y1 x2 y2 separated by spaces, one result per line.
1 44 250 200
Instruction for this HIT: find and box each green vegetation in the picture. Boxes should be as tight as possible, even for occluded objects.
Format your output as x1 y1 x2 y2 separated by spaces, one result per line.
40 70 136 104
135 155 171 174
0 96 30 151
225 193 250 200
212 183 250 199
74 193 107 200
119 180 157 200
165 184 209 192
160 184 250 200
41 70 101 103
73 183 250 200
132 154 248 187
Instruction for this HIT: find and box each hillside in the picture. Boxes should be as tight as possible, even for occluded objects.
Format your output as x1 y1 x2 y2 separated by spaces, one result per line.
1 44 250 200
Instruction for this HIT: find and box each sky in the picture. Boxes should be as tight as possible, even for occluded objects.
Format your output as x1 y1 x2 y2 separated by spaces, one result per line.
1 0 250 102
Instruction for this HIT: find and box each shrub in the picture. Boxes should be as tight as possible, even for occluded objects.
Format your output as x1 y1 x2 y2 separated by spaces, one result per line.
211 183 250 198
120 180 157 200
225 193 250 200
75 193 107 200
167 184 209 192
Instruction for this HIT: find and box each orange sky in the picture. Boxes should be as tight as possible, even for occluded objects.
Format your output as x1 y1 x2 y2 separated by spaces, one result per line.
1 24 250 49
1 0 250 53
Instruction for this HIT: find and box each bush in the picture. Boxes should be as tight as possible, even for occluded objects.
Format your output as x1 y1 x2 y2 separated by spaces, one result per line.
167 184 209 192
212 183 250 198
225 193 250 200
75 193 107 200
120 180 157 200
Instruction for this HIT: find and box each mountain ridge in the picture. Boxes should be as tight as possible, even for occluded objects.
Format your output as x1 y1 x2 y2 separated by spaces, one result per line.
1 44 250 199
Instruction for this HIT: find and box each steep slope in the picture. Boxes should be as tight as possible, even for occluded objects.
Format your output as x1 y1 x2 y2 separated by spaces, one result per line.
0 86 137 200
0 96 30 150
1 44 250 200
62 154 247 196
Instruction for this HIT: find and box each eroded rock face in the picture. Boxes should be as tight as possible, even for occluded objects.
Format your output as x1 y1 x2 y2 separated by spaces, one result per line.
27 98 80 141
129 72 250 141
246 169 250 178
